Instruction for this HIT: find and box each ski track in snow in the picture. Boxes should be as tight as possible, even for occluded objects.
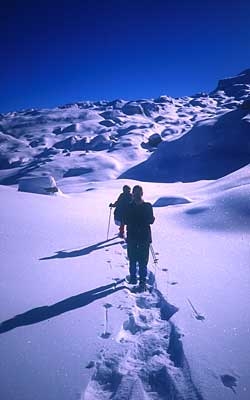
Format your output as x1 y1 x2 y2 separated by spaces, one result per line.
83 242 204 400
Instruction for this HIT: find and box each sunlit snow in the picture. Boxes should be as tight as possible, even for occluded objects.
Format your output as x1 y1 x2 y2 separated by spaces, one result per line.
0 70 250 400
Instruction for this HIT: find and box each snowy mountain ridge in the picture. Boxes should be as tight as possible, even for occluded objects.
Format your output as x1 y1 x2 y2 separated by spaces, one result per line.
0 69 250 191
213 68 250 98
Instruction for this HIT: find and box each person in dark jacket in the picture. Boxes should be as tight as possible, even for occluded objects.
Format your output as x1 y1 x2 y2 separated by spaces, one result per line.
109 185 132 238
124 185 155 291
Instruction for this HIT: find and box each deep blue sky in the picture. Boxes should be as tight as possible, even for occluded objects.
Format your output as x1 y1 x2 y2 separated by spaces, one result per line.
1 0 250 113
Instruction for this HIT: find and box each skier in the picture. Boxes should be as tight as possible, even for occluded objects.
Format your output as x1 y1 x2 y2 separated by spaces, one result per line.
124 185 155 291
109 185 132 238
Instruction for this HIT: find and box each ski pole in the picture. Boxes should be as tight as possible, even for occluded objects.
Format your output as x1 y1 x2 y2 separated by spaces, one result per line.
107 206 112 240
149 243 159 290
150 244 158 264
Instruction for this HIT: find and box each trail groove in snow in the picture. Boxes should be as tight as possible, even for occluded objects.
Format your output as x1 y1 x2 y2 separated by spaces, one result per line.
84 267 204 400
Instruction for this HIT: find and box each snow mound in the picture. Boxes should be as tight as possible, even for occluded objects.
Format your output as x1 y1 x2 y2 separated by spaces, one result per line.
122 102 144 116
63 167 93 178
62 123 82 133
184 184 250 231
141 101 160 117
89 134 112 151
153 196 191 207
195 164 250 195
18 175 60 195
54 136 79 150
0 132 33 168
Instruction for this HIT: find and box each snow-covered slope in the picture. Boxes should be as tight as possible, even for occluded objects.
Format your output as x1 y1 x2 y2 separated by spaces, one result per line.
0 169 249 400
120 108 250 182
120 70 250 182
0 69 250 190
0 70 250 400
212 68 250 99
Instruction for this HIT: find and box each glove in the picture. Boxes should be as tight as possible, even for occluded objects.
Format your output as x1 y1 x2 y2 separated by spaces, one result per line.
109 203 113 207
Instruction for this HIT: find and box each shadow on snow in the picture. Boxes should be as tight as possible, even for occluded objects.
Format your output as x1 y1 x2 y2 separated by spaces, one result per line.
0 280 125 334
40 237 123 261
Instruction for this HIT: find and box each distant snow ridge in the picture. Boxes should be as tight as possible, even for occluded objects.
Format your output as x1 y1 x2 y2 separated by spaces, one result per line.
84 274 203 400
0 68 250 187
212 69 250 99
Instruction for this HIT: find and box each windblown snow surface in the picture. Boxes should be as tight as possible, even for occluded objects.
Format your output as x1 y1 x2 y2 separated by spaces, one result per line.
0 70 250 400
